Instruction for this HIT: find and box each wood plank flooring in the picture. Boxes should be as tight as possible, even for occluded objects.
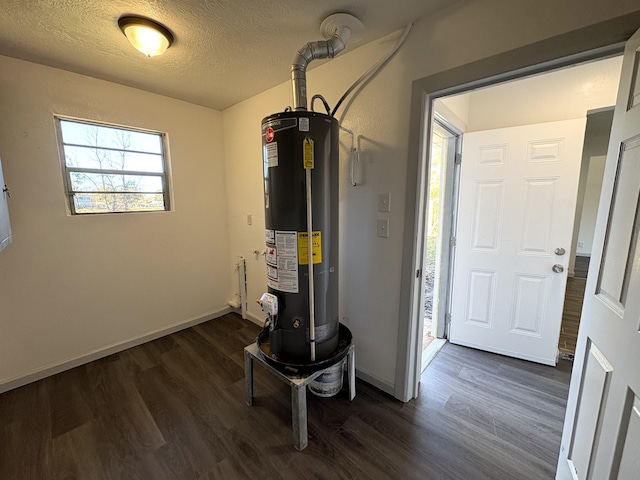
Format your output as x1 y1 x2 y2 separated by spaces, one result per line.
573 255 590 279
558 276 587 357
0 313 571 480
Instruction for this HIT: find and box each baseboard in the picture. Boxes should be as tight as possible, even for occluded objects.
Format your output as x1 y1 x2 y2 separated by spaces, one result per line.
355 367 395 397
0 307 233 394
246 311 265 327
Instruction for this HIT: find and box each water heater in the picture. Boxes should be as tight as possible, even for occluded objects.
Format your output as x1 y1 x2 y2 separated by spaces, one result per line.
261 111 339 363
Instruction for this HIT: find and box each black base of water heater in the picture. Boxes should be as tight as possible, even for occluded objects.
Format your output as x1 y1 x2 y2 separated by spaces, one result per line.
256 323 352 375
269 322 340 364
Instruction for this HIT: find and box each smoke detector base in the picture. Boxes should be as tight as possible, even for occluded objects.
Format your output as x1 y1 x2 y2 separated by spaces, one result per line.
320 13 365 40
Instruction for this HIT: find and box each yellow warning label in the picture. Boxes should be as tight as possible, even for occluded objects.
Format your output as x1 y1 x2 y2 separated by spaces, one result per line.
298 231 322 265
303 137 314 169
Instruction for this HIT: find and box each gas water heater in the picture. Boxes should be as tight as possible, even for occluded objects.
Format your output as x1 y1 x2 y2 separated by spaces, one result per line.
261 111 339 363
258 12 367 365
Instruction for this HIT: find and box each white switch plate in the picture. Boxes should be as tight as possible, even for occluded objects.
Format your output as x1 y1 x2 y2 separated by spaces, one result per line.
377 219 389 238
378 193 391 212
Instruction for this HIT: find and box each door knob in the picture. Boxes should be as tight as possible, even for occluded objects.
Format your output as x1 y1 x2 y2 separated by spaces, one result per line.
552 264 564 273
555 247 566 256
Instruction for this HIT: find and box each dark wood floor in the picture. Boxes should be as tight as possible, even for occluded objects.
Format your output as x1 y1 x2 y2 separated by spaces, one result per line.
558 276 587 357
557 256 589 357
573 255 590 279
0 313 572 480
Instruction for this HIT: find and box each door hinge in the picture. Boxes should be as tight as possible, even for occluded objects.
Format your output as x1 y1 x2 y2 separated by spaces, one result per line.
416 269 421 278
450 236 457 247
2 185 9 199
455 153 462 165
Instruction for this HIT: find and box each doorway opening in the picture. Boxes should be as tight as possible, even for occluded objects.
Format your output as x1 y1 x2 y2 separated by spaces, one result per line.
559 107 614 359
421 118 459 371
395 16 640 405
418 54 622 373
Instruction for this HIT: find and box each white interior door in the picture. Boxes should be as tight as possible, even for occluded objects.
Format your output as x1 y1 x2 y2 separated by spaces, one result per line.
557 27 640 480
0 156 11 252
450 119 586 365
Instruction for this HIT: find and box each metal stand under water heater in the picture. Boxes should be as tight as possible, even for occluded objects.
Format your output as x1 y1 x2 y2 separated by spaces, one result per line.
257 13 362 375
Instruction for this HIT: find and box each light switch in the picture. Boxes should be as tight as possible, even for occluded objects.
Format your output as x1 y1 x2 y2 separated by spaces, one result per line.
378 193 391 212
247 213 253 225
377 219 389 238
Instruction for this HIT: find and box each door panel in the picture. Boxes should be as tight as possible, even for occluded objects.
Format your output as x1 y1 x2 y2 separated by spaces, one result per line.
595 135 640 313
567 342 613 479
615 394 640 478
466 269 496 327
557 27 640 480
510 274 546 336
628 51 640 109
450 119 586 365
471 180 503 251
520 178 556 254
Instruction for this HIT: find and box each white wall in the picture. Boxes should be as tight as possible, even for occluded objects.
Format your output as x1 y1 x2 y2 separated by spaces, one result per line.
222 86 284 327
438 55 621 133
0 55 230 389
465 55 622 131
223 1 640 391
577 155 607 255
436 95 470 132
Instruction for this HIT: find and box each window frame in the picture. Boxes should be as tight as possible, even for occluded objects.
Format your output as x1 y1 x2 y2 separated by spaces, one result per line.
54 116 172 215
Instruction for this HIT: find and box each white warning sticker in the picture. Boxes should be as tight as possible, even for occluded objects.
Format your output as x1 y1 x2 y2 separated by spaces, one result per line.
265 231 298 293
267 264 278 279
265 142 278 167
276 231 298 257
265 229 275 245
266 246 277 265
299 117 309 132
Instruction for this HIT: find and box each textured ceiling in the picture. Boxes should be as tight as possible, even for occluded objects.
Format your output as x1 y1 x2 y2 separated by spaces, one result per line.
0 0 460 110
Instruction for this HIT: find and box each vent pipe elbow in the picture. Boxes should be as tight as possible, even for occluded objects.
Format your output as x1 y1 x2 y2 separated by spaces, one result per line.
291 14 362 111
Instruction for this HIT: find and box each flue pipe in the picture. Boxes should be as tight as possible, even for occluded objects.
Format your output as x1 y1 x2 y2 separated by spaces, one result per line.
291 14 362 111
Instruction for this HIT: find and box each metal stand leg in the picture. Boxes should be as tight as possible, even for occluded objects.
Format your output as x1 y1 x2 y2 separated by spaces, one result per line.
244 340 354 450
244 349 253 406
291 385 308 451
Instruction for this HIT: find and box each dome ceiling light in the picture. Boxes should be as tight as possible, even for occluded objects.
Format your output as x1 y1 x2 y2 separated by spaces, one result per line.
118 16 174 57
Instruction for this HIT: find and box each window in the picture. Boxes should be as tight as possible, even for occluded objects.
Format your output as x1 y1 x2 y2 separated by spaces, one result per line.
55 117 170 214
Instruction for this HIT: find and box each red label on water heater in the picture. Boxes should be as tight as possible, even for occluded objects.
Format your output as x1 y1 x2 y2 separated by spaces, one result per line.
266 127 275 142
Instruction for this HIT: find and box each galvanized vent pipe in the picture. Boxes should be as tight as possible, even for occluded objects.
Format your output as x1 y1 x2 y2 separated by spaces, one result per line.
291 13 364 111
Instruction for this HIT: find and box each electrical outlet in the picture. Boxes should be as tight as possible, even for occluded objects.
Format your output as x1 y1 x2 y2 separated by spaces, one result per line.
377 219 389 238
578 241 584 248
378 193 391 212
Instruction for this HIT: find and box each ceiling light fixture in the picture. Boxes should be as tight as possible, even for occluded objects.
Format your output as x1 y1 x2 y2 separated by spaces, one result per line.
118 16 174 57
